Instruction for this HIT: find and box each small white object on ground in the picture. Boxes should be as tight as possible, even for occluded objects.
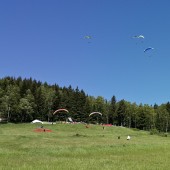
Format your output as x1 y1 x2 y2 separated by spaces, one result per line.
127 135 131 140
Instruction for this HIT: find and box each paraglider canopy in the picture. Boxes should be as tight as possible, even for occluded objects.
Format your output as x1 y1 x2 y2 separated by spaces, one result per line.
89 112 102 117
53 108 69 115
144 47 154 52
133 35 144 39
31 119 43 124
68 117 73 122
84 35 92 39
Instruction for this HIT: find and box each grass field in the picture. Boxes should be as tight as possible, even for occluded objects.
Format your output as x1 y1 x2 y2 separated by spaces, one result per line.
0 123 170 170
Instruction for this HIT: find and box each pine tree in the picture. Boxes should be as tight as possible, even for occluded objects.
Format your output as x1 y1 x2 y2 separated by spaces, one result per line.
108 95 116 124
116 100 126 126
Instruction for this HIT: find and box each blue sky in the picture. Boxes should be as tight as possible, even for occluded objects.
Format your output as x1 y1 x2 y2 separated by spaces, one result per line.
1 0 170 105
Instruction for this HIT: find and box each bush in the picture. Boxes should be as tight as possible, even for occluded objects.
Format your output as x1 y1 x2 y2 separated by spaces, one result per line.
132 128 140 131
150 128 159 135
164 133 168 137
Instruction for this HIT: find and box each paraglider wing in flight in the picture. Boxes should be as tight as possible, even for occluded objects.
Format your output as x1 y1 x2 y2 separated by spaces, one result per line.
144 47 154 52
53 108 69 115
89 112 102 117
133 35 145 39
84 35 92 39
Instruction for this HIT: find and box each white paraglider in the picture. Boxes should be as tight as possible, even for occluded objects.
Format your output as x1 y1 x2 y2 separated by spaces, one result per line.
89 112 102 117
53 108 69 115
132 35 145 39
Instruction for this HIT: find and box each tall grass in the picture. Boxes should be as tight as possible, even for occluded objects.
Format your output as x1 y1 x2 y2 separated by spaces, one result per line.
0 123 170 170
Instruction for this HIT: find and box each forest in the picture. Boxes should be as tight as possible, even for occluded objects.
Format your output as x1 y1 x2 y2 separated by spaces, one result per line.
0 76 170 133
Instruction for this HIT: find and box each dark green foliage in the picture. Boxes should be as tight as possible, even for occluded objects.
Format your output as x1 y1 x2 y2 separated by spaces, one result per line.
150 128 159 135
108 95 116 124
116 100 126 126
0 76 170 133
0 77 95 123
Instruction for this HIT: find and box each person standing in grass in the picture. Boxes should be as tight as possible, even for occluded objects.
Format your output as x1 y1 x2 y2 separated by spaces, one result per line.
127 135 131 140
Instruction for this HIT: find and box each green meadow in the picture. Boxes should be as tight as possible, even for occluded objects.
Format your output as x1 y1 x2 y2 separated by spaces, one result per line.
0 123 170 170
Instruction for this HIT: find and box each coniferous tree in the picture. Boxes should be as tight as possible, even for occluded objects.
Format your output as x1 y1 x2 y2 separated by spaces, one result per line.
108 95 116 124
116 100 126 126
1 76 169 133
35 86 46 120
155 104 169 132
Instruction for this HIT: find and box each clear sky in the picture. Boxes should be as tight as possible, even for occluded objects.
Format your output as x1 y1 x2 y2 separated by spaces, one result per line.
1 0 170 105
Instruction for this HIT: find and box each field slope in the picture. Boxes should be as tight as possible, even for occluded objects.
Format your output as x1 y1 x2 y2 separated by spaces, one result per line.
0 123 170 170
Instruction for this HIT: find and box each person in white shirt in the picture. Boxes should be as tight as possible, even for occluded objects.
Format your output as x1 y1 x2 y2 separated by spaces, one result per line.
127 135 131 140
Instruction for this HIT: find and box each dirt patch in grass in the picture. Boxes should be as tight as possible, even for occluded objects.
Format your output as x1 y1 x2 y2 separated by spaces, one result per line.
33 128 52 132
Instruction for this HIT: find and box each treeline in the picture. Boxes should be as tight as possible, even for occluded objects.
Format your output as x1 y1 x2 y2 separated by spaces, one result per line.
0 76 170 133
